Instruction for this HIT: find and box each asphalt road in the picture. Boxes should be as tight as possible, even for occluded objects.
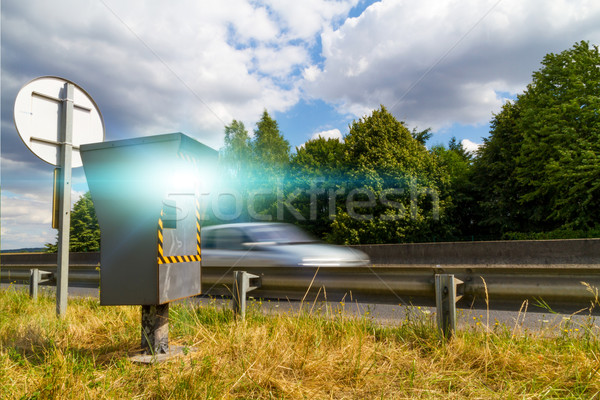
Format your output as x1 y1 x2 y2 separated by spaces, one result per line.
3 283 596 335
192 296 597 336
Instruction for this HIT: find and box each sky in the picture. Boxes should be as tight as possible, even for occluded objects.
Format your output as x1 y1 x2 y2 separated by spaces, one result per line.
2 0 600 250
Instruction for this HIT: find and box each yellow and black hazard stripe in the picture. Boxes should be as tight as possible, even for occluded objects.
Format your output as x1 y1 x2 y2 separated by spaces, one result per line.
157 200 202 265
177 151 198 168
158 253 201 264
195 198 201 256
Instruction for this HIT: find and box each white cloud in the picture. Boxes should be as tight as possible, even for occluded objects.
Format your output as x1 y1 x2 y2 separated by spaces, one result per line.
228 2 280 43
304 0 600 131
0 0 337 151
0 228 56 251
303 65 321 82
296 128 343 149
263 0 358 40
1 194 52 225
0 153 88 250
310 128 343 141
461 139 481 153
253 45 309 78
1 0 356 249
0 190 55 249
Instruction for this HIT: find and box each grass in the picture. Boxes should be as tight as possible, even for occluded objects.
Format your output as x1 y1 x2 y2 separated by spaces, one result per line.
0 287 599 399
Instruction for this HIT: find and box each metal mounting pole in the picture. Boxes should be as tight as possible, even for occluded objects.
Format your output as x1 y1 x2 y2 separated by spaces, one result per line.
131 303 198 363
232 271 261 319
435 274 464 338
141 304 170 354
56 82 74 317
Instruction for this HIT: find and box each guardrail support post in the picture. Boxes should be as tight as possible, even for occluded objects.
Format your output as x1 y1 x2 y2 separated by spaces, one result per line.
435 274 464 338
30 269 40 300
232 271 261 319
29 269 53 300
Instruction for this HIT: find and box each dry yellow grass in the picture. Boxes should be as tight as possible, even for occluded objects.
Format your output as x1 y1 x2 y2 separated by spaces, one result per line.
1 286 599 399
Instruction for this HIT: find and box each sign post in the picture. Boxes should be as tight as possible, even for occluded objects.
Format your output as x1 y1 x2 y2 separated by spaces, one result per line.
56 82 74 317
14 76 104 317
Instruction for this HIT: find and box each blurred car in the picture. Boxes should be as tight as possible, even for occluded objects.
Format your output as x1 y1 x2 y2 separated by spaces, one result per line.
201 223 370 268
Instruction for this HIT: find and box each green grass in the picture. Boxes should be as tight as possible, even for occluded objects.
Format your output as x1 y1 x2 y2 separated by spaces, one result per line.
0 286 599 399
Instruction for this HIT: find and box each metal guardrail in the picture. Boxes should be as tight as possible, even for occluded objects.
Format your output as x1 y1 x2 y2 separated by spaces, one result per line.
2 250 600 314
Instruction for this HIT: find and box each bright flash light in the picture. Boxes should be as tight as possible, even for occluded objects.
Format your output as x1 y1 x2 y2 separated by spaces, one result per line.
170 169 198 193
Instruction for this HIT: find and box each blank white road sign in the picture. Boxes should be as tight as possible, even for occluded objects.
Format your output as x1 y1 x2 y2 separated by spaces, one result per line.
14 76 105 168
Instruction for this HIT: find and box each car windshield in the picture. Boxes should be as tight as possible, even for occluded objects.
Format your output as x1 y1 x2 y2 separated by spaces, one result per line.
246 224 317 244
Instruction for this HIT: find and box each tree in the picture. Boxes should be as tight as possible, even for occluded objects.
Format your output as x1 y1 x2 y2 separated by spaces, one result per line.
252 110 290 168
327 106 446 244
474 41 600 235
431 137 478 240
472 101 528 234
288 137 347 239
248 110 291 221
515 41 600 230
222 119 251 178
217 111 291 223
45 192 100 252
343 106 437 175
210 120 253 224
411 127 432 146
292 137 345 174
